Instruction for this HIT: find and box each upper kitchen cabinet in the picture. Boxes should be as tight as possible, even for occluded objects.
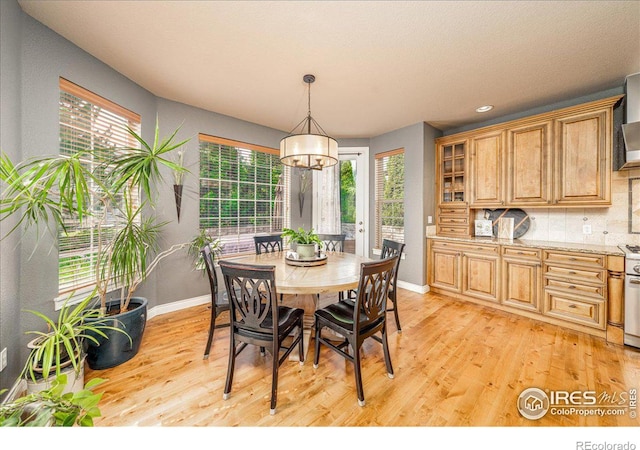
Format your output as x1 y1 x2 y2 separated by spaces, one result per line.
435 137 473 237
469 130 506 207
506 120 553 205
443 95 621 210
554 108 611 205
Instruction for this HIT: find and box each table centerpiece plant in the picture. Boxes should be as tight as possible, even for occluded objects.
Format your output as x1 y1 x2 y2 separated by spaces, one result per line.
281 227 322 258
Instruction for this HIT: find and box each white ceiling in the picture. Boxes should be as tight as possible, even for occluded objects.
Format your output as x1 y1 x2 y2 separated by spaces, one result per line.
18 0 640 139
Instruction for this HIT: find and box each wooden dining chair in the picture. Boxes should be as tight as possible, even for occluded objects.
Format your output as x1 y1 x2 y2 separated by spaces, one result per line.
381 239 406 333
318 233 346 252
253 234 283 254
218 260 305 415
201 244 230 359
253 234 284 302
313 255 398 406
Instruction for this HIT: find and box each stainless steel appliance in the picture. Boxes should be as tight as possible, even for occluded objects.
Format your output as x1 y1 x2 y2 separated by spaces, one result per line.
618 244 640 348
619 72 640 169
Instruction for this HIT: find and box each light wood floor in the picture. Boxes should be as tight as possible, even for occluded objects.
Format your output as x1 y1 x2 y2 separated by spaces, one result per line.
86 289 640 427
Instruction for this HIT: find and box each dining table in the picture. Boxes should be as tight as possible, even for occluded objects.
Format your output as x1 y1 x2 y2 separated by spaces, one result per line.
226 250 373 359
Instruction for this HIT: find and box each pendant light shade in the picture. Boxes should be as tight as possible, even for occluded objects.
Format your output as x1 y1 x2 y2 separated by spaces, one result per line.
280 74 338 170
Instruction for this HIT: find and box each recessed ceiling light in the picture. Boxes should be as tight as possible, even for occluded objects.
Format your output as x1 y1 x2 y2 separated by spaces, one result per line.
475 105 494 113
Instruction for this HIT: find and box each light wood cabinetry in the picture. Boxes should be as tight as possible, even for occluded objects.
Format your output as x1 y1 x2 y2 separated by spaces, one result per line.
461 243 500 302
501 246 542 312
435 138 472 237
435 95 621 215
554 108 611 205
542 250 607 330
427 238 625 342
469 130 505 207
507 120 552 205
428 240 463 292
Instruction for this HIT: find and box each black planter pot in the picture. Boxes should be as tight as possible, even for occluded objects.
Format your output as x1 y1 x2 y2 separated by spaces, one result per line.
86 297 148 370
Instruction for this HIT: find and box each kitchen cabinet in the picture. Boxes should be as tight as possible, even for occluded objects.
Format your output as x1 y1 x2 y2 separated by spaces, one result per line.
506 120 552 205
427 237 623 340
501 246 542 312
435 137 472 237
438 95 621 213
461 243 500 302
469 130 505 207
542 250 607 330
428 240 463 292
554 108 611 205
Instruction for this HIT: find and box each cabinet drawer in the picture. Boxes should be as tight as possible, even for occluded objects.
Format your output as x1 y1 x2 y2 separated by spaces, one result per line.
544 290 606 329
431 240 469 252
438 205 468 216
439 216 469 225
545 278 605 299
543 264 606 285
543 250 605 268
502 246 541 260
437 225 471 237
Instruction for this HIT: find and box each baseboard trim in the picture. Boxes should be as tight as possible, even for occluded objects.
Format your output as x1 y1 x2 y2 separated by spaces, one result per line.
147 295 210 320
397 280 430 294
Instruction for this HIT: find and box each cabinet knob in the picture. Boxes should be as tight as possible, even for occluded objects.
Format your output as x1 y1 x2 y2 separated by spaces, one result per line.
568 304 577 309
568 285 576 289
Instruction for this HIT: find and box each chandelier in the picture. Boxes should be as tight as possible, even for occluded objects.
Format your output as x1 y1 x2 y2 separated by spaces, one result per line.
279 74 338 170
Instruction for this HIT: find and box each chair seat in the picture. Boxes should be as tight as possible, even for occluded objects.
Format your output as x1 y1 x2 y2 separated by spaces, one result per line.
237 306 304 341
314 301 383 335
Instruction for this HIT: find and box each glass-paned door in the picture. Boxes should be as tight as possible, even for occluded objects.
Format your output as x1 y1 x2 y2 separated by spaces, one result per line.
313 147 368 256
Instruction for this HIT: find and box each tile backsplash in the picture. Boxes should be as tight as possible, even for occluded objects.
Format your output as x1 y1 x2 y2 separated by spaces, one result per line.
474 168 640 247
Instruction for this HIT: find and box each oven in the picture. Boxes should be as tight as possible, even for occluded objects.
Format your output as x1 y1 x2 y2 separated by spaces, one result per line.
619 245 640 348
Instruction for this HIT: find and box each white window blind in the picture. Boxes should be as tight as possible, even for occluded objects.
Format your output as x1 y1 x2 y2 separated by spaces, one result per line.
199 134 290 256
58 78 141 295
375 148 405 248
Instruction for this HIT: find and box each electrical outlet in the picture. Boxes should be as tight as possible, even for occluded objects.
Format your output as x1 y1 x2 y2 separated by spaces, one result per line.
428 215 433 224
583 224 592 235
0 348 7 372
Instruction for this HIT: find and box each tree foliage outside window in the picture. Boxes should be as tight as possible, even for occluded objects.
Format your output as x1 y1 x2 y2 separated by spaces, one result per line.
340 160 356 224
375 150 404 248
199 136 288 255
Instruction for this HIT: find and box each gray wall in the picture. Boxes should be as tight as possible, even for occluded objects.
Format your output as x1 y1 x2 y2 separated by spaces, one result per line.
0 0 24 396
0 1 295 394
369 122 439 287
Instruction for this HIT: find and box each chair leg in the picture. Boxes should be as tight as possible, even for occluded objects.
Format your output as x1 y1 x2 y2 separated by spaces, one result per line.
203 309 217 359
391 293 402 333
313 319 322 368
298 322 305 364
353 339 365 407
381 324 394 378
223 335 236 400
270 342 279 415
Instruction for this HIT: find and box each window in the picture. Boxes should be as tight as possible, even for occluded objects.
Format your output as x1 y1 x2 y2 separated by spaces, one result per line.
58 78 141 295
375 148 404 248
199 134 289 255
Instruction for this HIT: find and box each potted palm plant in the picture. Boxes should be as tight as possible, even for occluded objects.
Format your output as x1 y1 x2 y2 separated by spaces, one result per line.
0 118 190 370
281 227 322 258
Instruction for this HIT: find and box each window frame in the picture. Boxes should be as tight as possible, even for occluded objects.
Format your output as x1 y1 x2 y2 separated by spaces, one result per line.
374 148 405 250
56 78 141 307
198 133 290 257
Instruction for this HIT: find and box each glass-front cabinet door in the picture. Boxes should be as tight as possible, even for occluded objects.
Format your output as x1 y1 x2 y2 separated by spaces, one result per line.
440 141 466 204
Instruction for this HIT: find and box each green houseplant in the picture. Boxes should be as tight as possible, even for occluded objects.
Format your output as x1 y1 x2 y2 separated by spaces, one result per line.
22 290 129 393
0 374 105 427
187 228 223 272
281 227 322 258
0 118 190 370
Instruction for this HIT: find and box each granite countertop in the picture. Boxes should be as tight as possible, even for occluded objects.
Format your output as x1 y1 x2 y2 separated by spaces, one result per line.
427 235 624 256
